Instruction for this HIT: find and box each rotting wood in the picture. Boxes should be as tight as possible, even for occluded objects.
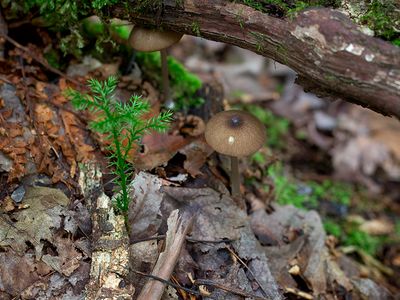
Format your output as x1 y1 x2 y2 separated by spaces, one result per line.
79 163 135 300
113 1 400 119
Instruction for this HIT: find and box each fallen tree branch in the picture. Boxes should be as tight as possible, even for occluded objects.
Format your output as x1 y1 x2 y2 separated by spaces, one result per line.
113 1 400 119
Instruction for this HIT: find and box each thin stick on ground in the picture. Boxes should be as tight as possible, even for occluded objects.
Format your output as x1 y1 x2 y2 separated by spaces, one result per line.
226 246 269 298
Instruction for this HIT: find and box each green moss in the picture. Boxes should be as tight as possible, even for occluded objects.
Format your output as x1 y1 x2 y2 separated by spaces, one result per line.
233 0 341 17
266 163 387 256
344 227 383 256
308 180 353 206
324 219 342 237
360 0 400 44
131 0 162 13
191 21 201 37
266 162 353 209
136 52 203 111
250 31 266 52
1 0 132 56
267 162 318 209
242 104 290 149
239 0 399 44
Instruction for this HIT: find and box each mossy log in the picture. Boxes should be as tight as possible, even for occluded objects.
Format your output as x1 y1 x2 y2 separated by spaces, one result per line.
113 1 400 119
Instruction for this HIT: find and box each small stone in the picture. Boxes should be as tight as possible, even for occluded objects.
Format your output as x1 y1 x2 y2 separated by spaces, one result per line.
314 111 337 131
11 185 26 203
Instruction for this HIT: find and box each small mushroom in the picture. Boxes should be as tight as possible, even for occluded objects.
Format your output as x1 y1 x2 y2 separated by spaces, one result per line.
205 110 266 196
128 27 183 108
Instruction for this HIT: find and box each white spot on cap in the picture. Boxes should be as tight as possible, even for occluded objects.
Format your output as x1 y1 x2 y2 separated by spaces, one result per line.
228 136 235 145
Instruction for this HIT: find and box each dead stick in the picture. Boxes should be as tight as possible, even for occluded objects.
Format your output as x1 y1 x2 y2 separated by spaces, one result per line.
132 269 201 296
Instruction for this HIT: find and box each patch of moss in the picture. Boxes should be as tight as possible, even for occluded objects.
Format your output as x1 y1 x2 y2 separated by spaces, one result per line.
238 0 399 45
233 0 341 17
266 162 354 210
266 163 388 256
191 21 201 37
360 0 400 45
131 0 162 13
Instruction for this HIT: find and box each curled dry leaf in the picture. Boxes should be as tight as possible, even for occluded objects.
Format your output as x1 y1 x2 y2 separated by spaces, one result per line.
179 138 213 177
133 132 189 170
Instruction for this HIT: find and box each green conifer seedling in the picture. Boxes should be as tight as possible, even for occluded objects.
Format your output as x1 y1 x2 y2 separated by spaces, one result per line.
67 76 173 212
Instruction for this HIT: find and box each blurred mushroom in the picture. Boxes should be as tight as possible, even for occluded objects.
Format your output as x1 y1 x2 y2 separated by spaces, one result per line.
128 27 183 108
205 110 266 195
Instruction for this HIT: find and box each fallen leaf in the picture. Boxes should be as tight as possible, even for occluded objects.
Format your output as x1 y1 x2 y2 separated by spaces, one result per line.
128 172 164 241
0 186 73 258
133 133 189 170
179 138 212 177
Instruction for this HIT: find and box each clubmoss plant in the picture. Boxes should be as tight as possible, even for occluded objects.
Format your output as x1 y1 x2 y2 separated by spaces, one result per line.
67 76 173 212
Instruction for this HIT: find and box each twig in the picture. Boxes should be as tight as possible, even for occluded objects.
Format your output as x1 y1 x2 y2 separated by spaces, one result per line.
194 279 269 300
226 246 269 298
0 34 83 86
132 269 201 296
131 235 236 244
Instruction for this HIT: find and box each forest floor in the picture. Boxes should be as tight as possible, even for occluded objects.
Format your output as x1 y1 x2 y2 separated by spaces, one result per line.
0 25 399 299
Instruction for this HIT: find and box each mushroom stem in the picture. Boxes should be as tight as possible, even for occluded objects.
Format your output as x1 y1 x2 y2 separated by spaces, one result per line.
230 156 240 196
160 48 173 108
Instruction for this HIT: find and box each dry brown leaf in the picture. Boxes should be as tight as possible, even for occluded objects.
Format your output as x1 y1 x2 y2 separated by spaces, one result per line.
34 103 54 123
179 138 212 177
0 251 40 296
60 110 95 162
133 132 189 170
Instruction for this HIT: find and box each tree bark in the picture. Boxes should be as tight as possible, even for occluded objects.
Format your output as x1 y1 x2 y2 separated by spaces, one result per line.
113 0 400 119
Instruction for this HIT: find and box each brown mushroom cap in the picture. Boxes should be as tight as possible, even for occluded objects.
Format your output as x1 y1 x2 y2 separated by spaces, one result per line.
128 27 183 52
205 110 266 157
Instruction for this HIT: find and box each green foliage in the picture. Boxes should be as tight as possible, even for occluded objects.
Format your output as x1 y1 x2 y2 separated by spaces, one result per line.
67 76 173 212
242 104 289 148
136 52 204 111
